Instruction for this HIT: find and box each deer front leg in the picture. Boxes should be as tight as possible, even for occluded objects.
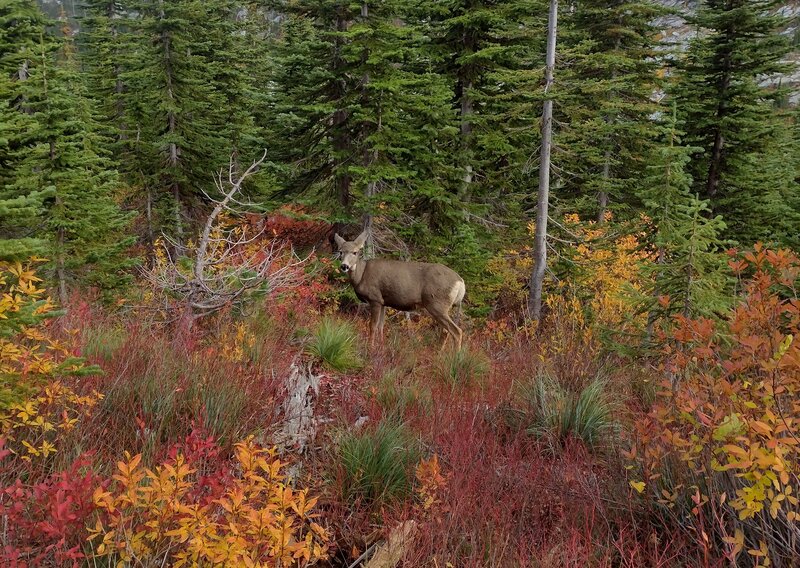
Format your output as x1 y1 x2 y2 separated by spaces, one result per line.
368 304 383 347
377 306 387 343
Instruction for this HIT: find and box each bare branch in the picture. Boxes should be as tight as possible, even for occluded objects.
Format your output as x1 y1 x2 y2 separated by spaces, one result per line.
141 151 307 327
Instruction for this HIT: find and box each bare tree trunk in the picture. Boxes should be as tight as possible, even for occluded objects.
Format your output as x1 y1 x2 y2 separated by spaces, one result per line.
360 1 377 257
528 0 558 324
461 79 474 188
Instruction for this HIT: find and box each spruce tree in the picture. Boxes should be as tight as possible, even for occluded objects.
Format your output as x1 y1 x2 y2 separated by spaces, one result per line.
0 0 54 260
674 0 796 245
11 21 134 302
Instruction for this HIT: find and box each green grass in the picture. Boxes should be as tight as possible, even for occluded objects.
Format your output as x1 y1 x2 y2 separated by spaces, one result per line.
435 347 489 389
374 368 432 417
515 371 617 452
81 325 127 361
335 419 423 506
306 318 362 372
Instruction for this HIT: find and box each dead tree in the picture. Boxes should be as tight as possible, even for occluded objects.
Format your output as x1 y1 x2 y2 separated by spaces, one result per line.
528 0 558 325
144 151 306 325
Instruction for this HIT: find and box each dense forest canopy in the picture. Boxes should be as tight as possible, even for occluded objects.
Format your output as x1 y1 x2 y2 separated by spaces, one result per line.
2 0 797 315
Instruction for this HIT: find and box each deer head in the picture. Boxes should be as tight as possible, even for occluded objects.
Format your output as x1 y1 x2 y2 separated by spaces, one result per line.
334 231 368 274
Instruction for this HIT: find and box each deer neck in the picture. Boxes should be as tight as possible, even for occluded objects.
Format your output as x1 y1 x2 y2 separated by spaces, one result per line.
348 258 367 287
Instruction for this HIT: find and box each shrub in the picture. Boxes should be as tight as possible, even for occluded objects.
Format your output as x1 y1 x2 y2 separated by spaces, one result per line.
335 419 423 506
0 452 102 566
632 246 800 565
0 259 98 408
89 438 329 566
306 318 361 372
435 346 489 389
514 371 616 452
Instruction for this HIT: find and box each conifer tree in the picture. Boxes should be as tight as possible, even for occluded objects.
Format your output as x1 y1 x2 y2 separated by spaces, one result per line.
674 0 796 245
637 106 731 329
11 20 134 302
0 0 54 260
267 0 461 251
429 0 547 230
556 0 663 223
115 0 250 247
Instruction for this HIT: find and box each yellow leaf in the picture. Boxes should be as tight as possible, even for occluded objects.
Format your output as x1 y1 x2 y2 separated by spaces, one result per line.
629 480 646 494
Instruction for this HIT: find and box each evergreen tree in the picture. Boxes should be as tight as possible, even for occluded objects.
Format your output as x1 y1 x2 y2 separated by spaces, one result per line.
556 0 664 223
674 0 797 245
637 105 731 329
267 1 462 251
115 0 251 247
429 0 546 234
0 0 54 260
11 21 135 302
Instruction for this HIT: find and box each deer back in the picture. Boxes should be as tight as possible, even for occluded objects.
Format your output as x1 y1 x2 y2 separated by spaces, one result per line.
354 259 463 311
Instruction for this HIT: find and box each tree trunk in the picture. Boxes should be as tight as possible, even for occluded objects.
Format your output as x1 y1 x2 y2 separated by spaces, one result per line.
597 151 611 224
528 0 558 324
461 78 474 189
706 48 731 198
332 8 352 211
159 0 184 247
360 1 376 256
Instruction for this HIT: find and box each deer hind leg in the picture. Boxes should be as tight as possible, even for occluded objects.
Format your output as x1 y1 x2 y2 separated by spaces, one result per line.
427 307 463 352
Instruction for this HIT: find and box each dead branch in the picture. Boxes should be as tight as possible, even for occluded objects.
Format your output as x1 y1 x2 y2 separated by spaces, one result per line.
142 151 308 323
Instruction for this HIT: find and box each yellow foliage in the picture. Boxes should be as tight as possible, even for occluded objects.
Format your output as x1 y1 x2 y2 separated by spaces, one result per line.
538 214 649 342
89 438 329 567
1 382 102 463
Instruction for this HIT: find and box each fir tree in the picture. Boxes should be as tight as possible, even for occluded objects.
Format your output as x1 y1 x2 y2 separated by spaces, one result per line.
429 0 547 232
11 21 135 302
637 105 731 329
674 0 797 245
267 0 462 251
556 0 664 223
117 0 244 247
0 0 54 260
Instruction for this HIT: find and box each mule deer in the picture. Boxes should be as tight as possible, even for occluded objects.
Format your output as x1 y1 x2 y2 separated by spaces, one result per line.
334 231 466 350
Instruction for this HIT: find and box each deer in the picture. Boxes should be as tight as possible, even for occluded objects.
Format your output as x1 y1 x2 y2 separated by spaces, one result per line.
334 231 466 351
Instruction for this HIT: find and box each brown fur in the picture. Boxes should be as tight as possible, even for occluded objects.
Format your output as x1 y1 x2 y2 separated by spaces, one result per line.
335 232 465 350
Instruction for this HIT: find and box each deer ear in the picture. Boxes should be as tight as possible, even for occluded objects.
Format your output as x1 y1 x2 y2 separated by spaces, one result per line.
353 230 368 250
333 233 346 249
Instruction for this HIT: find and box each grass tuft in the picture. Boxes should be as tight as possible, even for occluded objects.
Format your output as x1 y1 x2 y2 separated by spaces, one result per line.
435 346 489 389
515 371 616 452
335 419 422 506
306 318 362 372
374 369 432 417
81 325 127 361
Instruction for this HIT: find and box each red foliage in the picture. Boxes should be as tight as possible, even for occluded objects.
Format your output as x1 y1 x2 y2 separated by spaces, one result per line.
0 452 103 567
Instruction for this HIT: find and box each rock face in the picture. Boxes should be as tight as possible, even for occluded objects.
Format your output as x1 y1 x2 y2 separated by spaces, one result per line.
653 1 800 102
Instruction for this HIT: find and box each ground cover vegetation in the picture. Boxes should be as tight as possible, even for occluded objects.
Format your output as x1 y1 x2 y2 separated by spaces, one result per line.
1 0 799 565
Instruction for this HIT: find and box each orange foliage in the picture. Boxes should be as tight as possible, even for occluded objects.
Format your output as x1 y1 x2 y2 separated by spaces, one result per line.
89 438 329 567
632 246 800 565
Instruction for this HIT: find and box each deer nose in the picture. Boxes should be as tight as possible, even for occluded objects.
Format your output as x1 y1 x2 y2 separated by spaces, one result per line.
340 264 350 273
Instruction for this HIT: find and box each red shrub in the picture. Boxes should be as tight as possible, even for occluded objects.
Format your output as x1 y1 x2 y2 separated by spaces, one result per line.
0 452 102 566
